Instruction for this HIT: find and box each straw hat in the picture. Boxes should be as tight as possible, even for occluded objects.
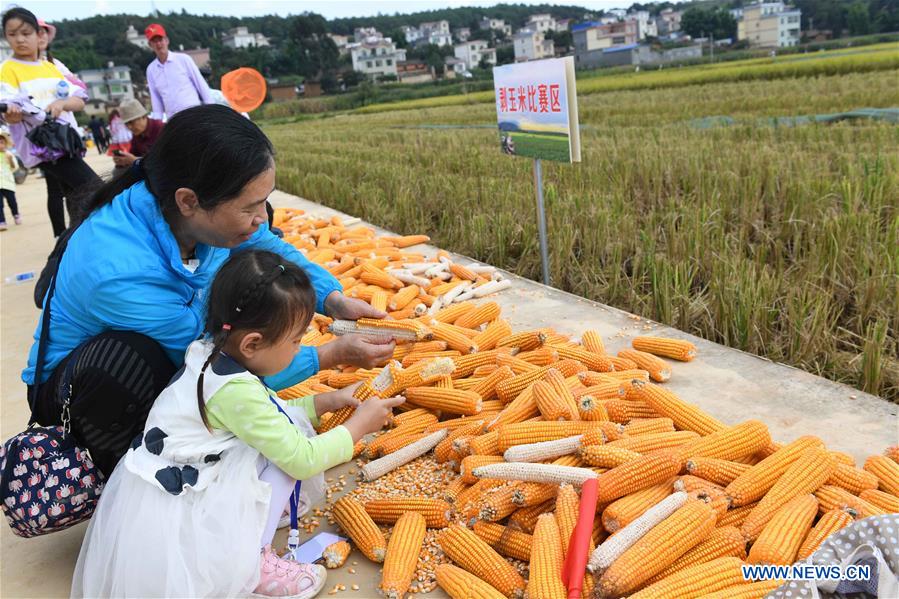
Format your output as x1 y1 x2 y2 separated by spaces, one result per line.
118 99 148 123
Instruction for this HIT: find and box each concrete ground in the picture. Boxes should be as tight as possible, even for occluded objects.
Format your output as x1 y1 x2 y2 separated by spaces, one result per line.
1 153 896 598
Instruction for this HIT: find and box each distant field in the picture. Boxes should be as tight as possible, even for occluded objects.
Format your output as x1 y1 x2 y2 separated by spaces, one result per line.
266 67 899 400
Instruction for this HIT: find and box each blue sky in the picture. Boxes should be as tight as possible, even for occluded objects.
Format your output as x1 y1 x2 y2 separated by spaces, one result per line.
22 1 688 21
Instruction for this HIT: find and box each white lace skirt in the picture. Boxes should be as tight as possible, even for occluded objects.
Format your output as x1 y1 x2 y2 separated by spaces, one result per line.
71 443 269 598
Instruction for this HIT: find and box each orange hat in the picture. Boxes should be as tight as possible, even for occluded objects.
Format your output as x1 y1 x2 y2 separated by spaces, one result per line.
145 23 166 41
221 67 267 113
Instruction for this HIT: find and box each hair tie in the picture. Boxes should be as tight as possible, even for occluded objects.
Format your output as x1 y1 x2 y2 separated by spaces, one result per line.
131 158 145 180
277 264 285 273
221 323 232 331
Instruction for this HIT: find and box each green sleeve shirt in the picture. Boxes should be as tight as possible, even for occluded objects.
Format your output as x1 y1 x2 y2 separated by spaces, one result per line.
205 378 353 481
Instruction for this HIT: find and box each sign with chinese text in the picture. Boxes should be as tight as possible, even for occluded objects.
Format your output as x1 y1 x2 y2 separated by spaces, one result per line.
492 57 580 163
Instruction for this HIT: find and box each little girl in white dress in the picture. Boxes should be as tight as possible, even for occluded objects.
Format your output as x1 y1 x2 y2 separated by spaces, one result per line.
71 250 403 598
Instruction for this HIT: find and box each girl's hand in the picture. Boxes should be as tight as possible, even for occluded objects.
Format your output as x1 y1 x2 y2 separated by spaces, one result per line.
343 396 405 442
3 104 24 124
313 381 362 418
47 100 67 119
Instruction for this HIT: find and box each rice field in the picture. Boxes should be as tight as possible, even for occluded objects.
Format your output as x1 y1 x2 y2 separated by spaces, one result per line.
265 67 899 400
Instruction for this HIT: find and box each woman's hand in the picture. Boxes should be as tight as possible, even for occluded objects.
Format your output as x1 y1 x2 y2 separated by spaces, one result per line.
343 396 406 442
3 103 24 124
324 291 388 321
316 334 396 370
46 100 67 119
312 381 362 418
112 151 137 167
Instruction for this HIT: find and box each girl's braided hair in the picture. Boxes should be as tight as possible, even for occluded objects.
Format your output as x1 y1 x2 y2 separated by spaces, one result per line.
197 249 316 429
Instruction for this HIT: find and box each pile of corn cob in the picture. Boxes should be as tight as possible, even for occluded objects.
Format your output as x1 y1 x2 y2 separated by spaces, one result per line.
272 208 512 323
274 244 898 598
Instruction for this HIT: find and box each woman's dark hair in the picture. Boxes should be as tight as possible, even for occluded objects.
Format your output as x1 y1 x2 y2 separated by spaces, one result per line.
196 249 316 429
2 7 39 33
78 104 274 223
108 109 119 119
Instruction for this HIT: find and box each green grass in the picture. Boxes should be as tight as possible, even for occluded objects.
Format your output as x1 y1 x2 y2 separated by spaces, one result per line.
264 68 899 401
504 131 571 162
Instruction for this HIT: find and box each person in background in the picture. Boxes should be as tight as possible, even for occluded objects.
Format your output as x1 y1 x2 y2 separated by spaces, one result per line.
106 108 132 156
0 130 21 230
110 98 163 178
0 7 100 237
87 114 107 154
145 23 213 120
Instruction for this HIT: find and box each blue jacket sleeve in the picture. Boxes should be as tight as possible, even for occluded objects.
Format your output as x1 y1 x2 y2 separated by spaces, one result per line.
238 223 342 314
263 345 320 392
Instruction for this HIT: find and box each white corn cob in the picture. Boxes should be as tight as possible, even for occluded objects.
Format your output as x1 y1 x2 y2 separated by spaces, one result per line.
587 491 688 572
472 462 598 486
389 270 430 287
503 435 583 463
439 256 453 266
362 429 448 481
413 303 428 316
427 297 445 315
425 263 449 277
473 279 512 297
370 360 401 394
328 320 430 341
398 263 434 275
442 282 473 304
469 265 496 275
454 290 477 303
491 272 506 282
340 216 362 226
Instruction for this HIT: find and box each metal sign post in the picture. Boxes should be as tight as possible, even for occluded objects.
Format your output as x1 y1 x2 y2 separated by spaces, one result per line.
533 158 551 286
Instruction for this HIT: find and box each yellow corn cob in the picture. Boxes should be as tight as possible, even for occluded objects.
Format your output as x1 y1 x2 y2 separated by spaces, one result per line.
365 416 438 457
555 483 580 555
404 386 482 415
431 321 479 354
533 380 578 421
747 494 818 564
830 451 856 466
859 489 899 513
479 483 522 521
429 279 466 297
497 353 542 374
443 477 469 504
595 452 683 504
632 336 697 362
460 455 506 484
497 421 604 451
508 499 555 533
434 421 485 464
622 417 675 436
472 364 499 377
322 540 351 569
331 496 387 563
364 497 452 528
470 365 514 402
370 289 389 312
512 482 557 507
436 564 506 599
675 420 772 464
352 439 367 458
825 462 880 495
579 445 642 468
796 508 855 561
384 233 429 248
716 502 758 529
387 284 420 311
391 407 436 427
277 383 316 400
379 512 426 599
814 485 886 518
360 263 404 289
617 349 672 382
627 557 746 599
724 436 826 507
740 447 836 542
468 431 502 456
552 345 614 373
517 347 560 367
601 478 676 533
438 524 526 599
528 514 567 599
455 301 501 329
455 478 502 514
432 301 476 324
685 458 752 486
632 382 725 435
452 349 506 379
487 388 540 429
581 369 649 386
597 498 717 596
447 262 477 281
426 415 486 434
607 430 700 453
644 525 746 585
886 445 899 464
696 579 783 599
864 455 899 496
473 319 512 352
472 521 533 561
495 360 586 403
580 329 606 354
498 329 549 351
582 420 630 446
401 350 462 368
573 381 626 404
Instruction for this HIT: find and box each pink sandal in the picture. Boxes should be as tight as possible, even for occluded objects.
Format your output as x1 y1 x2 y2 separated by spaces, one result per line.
252 545 326 599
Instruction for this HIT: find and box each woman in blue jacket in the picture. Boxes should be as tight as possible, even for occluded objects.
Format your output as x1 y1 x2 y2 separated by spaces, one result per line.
23 104 394 475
